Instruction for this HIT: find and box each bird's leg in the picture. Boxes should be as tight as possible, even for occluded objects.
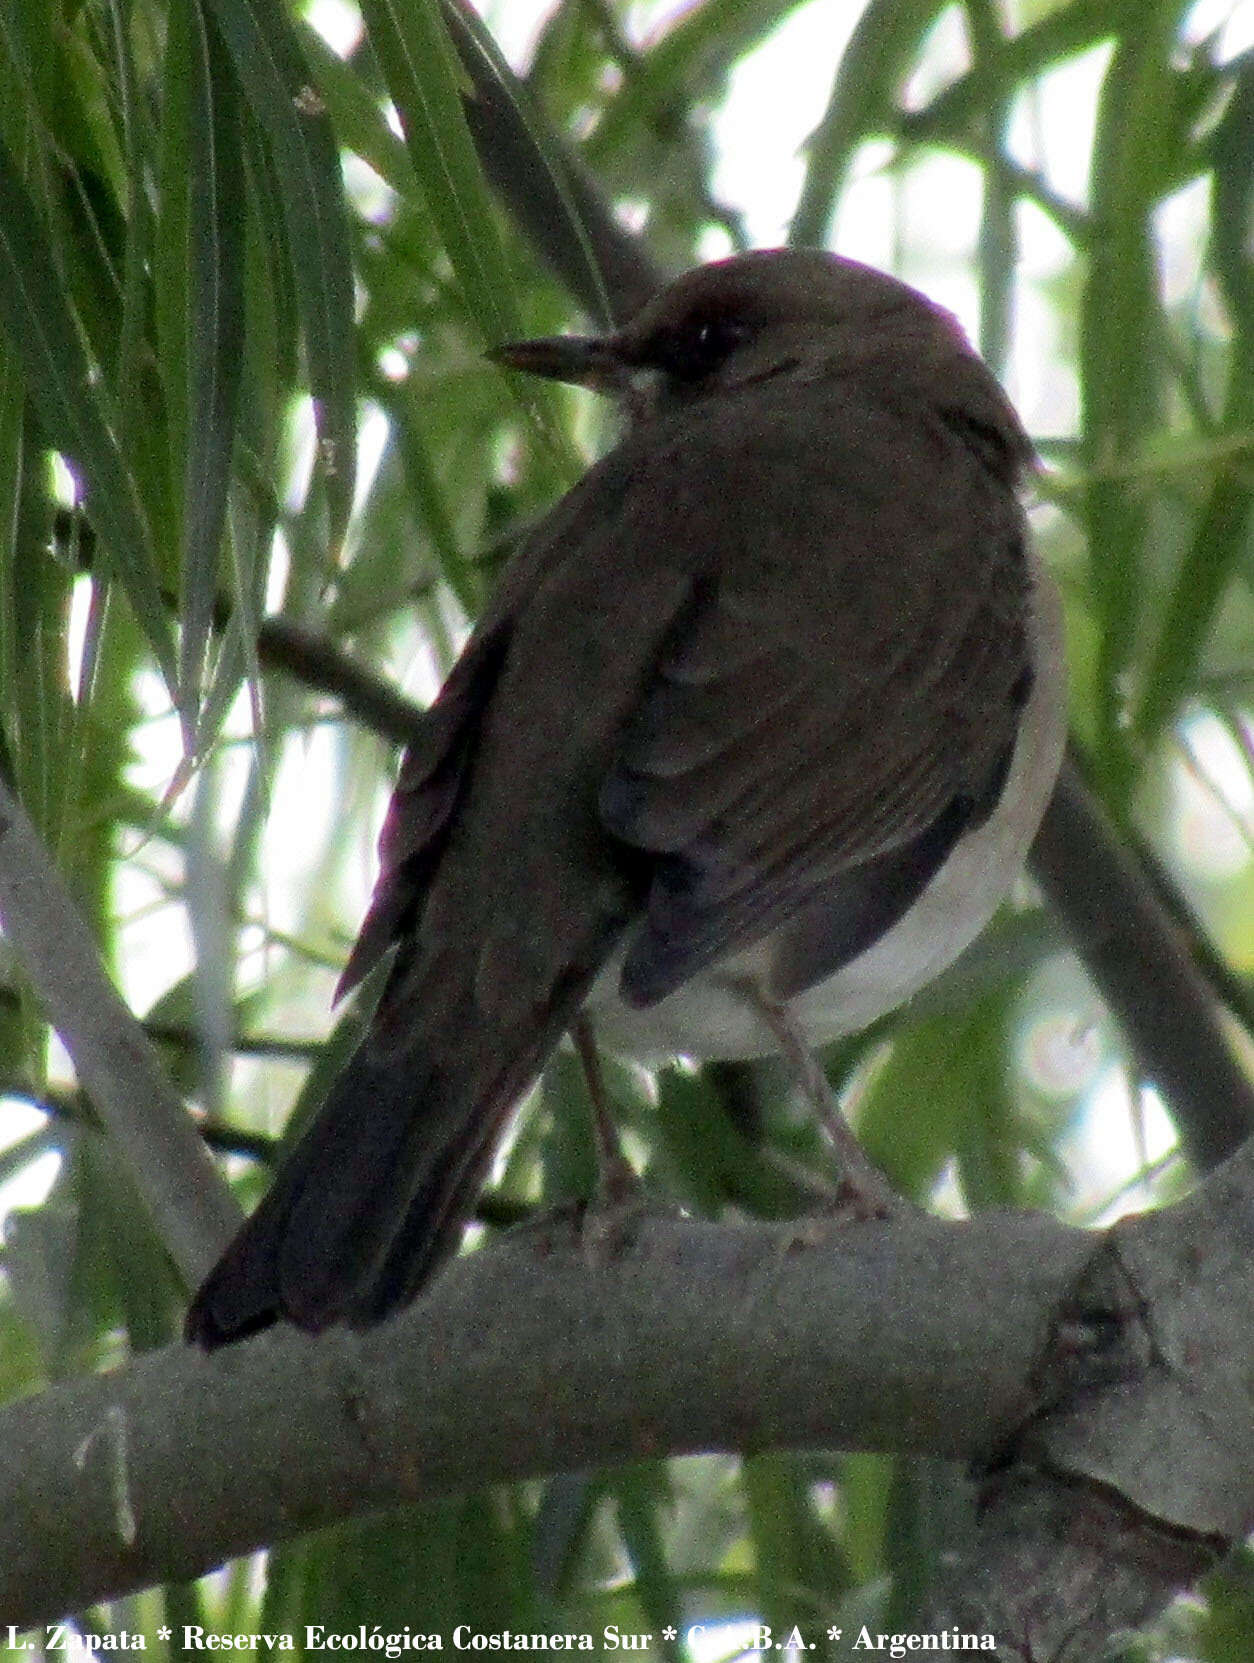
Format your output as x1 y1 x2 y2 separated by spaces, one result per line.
567 1015 661 1273
571 1014 639 1207
724 978 903 1219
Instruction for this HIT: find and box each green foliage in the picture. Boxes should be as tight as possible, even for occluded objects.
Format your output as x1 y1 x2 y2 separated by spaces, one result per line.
0 0 1249 1653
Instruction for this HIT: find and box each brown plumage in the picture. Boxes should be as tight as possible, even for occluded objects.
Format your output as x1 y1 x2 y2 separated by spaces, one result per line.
186 249 1064 1347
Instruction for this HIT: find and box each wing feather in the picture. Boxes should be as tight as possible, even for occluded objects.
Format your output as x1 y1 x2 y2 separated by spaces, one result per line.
595 380 1032 1008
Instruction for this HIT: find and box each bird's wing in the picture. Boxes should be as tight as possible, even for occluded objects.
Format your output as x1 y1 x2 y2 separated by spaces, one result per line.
598 379 1033 1006
335 614 514 1000
335 439 699 1030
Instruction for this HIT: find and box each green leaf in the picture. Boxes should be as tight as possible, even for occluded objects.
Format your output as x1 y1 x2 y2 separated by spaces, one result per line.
965 0 1015 377
903 0 1142 140
443 0 612 330
1079 4 1180 788
1134 55 1254 746
0 316 25 701
855 994 1024 1206
373 380 480 615
357 0 520 345
612 1465 684 1657
180 3 246 721
297 21 417 198
205 0 357 543
264 1493 538 1632
648 0 812 99
0 128 176 694
743 1451 849 1628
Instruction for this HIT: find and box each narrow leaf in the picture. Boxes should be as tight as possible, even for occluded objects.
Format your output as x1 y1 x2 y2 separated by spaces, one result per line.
181 3 246 719
0 128 175 694
441 0 611 329
905 0 1142 139
1134 55 1254 745
297 22 417 197
1080 5 1178 787
205 0 357 542
357 0 520 345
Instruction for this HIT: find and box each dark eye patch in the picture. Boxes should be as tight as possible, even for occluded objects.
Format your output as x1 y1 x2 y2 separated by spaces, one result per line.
648 312 749 382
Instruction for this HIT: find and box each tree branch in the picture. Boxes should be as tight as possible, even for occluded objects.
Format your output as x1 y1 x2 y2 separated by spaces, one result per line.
5 1147 1253 1639
926 1138 1254 1653
0 1207 1094 1623
1031 754 1254 1169
0 776 239 1288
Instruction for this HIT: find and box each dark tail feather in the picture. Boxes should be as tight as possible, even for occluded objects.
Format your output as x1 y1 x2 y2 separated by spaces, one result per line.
184 1029 557 1348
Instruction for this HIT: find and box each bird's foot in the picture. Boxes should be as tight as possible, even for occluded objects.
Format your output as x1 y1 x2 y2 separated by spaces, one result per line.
828 1164 911 1221
776 1159 908 1244
778 1172 914 1257
578 1171 686 1271
504 1196 586 1255
595 1147 642 1211
505 1178 680 1273
820 1128 916 1222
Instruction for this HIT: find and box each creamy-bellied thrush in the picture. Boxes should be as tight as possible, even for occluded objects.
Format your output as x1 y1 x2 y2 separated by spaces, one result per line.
186 249 1065 1347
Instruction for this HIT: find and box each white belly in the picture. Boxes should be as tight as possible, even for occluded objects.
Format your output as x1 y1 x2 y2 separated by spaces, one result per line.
585 553 1066 1061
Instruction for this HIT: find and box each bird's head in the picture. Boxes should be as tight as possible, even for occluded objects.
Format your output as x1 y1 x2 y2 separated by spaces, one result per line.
490 247 989 426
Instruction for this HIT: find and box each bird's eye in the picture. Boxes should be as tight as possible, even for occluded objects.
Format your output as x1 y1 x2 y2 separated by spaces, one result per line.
655 315 746 382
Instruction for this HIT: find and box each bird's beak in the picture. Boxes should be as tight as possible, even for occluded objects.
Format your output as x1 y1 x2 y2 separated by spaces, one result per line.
488 334 632 397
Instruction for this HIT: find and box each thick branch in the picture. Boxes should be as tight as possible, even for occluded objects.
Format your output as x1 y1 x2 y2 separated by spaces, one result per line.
925 1139 1254 1654
7 1146 1254 1638
3 1208 1088 1624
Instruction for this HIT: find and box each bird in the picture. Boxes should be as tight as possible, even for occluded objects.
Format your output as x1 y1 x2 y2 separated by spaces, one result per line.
185 247 1066 1348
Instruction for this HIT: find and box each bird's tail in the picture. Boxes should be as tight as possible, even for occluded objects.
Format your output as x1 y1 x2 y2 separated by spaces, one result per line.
184 1009 568 1347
